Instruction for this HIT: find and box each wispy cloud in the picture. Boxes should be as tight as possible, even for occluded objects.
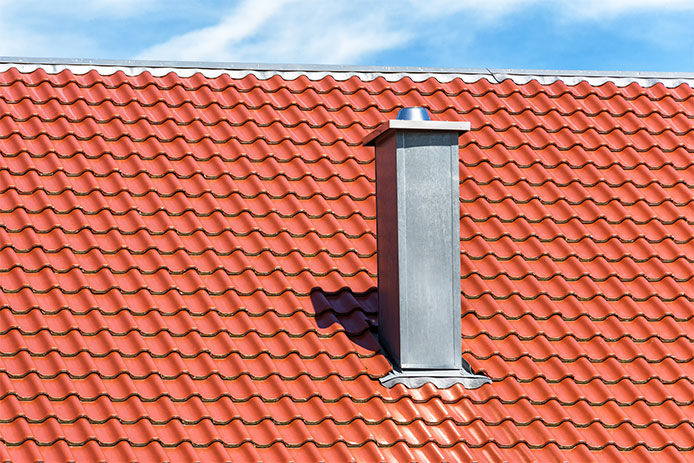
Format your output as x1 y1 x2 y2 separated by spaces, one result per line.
136 0 414 64
149 0 690 65
138 0 291 62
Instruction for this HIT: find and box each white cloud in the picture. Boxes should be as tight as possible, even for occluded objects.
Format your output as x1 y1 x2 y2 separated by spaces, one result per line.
138 0 292 61
136 0 414 64
135 0 542 64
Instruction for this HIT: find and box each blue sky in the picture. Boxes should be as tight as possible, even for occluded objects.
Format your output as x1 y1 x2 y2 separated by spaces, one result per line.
1 0 693 72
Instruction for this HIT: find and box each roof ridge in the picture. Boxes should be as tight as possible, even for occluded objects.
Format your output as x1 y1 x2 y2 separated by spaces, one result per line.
0 56 692 87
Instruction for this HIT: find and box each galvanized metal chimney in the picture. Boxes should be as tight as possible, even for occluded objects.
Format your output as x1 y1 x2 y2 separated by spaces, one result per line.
364 107 491 389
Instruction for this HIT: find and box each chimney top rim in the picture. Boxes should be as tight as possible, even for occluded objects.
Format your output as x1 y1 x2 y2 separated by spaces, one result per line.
363 119 471 146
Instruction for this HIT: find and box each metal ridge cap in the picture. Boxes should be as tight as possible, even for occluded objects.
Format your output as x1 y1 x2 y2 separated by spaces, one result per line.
489 67 694 80
0 56 693 86
0 56 494 74
2 56 694 78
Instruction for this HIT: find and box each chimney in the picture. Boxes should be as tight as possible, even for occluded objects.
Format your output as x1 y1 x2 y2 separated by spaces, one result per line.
364 107 491 389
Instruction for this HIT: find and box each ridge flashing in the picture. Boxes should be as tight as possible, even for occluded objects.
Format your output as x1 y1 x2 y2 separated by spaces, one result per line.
0 56 692 88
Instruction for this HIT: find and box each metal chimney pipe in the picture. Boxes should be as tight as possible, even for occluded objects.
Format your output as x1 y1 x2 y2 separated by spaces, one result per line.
364 107 491 389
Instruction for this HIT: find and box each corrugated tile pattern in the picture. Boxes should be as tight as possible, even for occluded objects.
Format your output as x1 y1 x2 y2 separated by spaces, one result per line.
0 66 693 462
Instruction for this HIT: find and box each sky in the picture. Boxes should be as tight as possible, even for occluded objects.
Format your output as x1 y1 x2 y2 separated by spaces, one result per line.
0 0 693 72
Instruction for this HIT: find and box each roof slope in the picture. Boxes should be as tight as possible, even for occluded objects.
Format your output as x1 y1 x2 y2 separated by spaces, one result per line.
0 61 693 462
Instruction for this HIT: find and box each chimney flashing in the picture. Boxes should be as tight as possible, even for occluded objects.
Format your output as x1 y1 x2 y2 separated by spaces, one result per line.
380 368 492 390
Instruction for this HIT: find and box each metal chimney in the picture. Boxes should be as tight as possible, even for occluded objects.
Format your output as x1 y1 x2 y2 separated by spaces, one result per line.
364 107 491 389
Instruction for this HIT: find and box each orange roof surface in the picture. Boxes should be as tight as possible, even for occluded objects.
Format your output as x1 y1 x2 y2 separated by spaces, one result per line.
0 61 693 462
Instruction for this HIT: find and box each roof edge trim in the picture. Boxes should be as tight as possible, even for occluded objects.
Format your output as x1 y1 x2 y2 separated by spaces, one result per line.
0 56 692 87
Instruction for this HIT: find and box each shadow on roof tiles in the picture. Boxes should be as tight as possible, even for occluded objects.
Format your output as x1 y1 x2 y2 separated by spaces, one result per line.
309 287 380 352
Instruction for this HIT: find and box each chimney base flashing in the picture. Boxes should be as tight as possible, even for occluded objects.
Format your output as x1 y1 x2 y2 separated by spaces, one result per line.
379 369 492 390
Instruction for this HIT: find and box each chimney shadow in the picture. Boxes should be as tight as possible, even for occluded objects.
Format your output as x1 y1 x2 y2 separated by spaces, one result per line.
309 287 380 352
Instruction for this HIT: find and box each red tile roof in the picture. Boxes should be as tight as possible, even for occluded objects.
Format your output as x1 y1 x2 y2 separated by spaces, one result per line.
1 61 693 462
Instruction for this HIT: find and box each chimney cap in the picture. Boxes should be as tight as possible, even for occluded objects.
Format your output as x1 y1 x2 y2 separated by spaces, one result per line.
362 118 470 146
396 107 431 121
